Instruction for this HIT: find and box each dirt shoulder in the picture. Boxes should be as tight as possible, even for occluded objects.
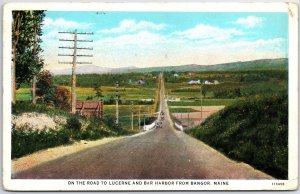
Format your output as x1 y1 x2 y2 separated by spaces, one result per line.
12 136 122 174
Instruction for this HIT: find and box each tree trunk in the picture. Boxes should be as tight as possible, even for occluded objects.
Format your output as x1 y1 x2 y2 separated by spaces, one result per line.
12 42 17 105
32 15 37 106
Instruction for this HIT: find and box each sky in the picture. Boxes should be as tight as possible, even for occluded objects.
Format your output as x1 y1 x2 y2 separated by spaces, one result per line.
41 11 288 70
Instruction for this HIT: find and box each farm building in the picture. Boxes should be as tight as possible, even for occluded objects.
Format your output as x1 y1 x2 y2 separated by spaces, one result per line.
76 100 104 119
188 80 201 84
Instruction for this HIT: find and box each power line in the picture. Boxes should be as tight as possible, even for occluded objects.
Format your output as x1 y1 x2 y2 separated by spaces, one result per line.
58 29 93 114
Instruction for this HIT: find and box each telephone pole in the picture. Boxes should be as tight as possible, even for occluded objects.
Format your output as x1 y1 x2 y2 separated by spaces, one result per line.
200 83 203 121
58 30 93 114
138 105 141 130
131 102 134 131
115 81 119 125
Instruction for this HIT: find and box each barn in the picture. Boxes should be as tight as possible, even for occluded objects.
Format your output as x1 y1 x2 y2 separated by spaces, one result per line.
76 100 104 119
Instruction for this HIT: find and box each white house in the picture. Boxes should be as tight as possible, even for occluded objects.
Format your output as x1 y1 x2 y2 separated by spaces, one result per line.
204 80 212 84
188 80 201 84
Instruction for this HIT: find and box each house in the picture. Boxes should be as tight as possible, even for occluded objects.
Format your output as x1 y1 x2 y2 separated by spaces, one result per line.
204 80 213 85
188 72 196 76
173 73 179 77
76 100 104 119
188 80 201 85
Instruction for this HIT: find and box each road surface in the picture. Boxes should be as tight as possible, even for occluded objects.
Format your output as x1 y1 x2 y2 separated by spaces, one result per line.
13 74 272 179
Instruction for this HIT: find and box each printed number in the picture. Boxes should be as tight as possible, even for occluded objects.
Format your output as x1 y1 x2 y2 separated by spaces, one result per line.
272 182 285 186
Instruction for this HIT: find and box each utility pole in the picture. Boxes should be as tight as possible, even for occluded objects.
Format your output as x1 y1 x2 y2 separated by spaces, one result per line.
188 112 190 129
115 81 119 125
58 30 93 114
138 105 141 130
200 83 203 121
131 102 134 131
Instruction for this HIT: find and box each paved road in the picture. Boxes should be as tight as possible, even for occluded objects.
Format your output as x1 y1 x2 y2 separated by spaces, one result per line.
14 75 272 179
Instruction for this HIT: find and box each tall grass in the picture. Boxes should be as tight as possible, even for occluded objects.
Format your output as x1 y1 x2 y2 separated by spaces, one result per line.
186 93 288 179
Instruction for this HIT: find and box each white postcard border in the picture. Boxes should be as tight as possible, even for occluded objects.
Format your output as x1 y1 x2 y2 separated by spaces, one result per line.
2 2 298 191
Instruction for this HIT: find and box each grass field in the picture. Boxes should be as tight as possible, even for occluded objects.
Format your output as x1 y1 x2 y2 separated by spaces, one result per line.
16 86 156 102
104 105 157 131
168 99 236 106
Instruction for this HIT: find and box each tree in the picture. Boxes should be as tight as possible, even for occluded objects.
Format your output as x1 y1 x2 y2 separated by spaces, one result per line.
94 84 103 100
32 11 46 105
36 70 55 103
12 11 45 104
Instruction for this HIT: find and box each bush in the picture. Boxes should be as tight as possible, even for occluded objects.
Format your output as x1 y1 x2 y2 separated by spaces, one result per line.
54 86 70 110
187 93 288 179
66 115 82 132
36 70 55 103
12 127 71 159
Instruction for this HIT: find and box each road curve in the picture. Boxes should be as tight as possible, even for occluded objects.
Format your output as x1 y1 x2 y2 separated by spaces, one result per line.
13 74 273 179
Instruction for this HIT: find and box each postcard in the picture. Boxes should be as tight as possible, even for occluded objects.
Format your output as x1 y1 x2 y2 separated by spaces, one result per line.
2 2 298 191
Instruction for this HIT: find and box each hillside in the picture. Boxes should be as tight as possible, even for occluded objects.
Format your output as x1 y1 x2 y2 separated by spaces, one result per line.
186 93 288 179
132 58 288 73
49 58 288 75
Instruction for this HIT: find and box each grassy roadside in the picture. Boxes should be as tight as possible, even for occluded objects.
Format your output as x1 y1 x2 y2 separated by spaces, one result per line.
11 101 136 159
186 93 288 179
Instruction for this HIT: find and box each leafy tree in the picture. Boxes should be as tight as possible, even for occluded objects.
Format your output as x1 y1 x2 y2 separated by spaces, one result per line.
12 11 45 104
55 86 71 110
36 70 55 103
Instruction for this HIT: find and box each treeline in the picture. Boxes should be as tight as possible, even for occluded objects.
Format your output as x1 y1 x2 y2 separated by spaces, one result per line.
52 73 158 88
164 70 287 83
186 93 288 179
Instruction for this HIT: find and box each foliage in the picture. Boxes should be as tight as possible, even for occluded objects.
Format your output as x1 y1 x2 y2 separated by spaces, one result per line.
66 115 82 132
36 70 55 103
13 11 45 88
94 84 103 99
186 93 288 179
12 101 72 117
12 127 70 159
54 86 70 110
53 73 157 88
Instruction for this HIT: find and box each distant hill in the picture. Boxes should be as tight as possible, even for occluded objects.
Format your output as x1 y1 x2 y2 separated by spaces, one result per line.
50 65 138 75
130 58 288 73
50 58 287 75
50 65 112 75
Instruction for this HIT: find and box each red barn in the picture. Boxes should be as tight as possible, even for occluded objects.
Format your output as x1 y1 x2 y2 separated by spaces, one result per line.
76 100 103 119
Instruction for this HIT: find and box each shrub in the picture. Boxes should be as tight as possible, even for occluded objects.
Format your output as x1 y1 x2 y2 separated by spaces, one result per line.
66 115 82 132
36 70 55 103
54 86 70 110
11 127 71 159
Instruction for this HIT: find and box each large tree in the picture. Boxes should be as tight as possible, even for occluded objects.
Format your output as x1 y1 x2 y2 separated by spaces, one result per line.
12 10 45 104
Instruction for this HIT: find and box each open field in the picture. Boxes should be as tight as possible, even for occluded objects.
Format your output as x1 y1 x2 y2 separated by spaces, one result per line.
16 86 156 102
103 105 157 131
168 99 236 106
171 106 225 128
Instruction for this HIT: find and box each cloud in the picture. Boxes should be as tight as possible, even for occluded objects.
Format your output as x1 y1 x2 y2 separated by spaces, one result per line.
173 24 242 41
98 19 166 33
235 16 265 28
43 17 93 30
97 30 165 48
